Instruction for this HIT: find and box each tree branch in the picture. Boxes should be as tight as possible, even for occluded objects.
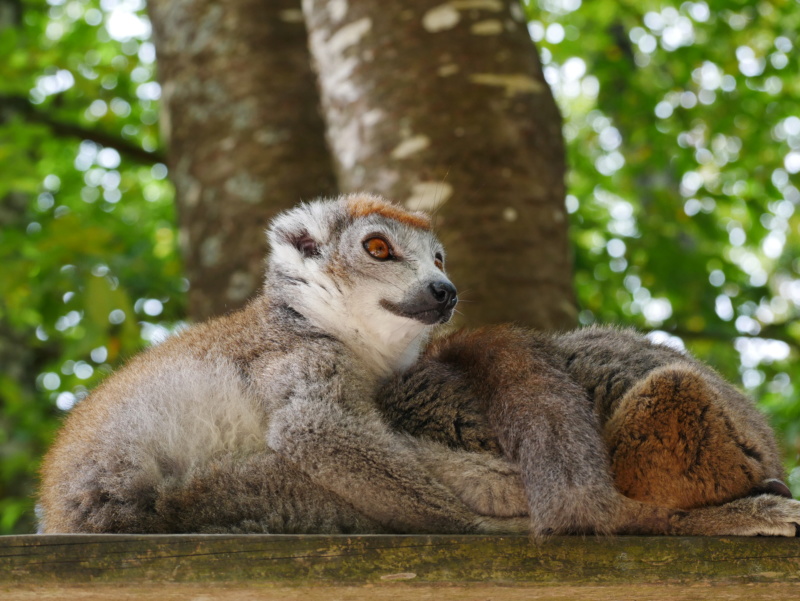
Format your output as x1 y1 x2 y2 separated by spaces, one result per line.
0 94 166 164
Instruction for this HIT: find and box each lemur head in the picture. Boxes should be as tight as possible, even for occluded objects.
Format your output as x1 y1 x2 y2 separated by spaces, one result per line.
266 194 456 373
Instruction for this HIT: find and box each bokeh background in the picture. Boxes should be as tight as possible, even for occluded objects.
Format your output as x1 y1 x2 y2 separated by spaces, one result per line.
1 0 799 534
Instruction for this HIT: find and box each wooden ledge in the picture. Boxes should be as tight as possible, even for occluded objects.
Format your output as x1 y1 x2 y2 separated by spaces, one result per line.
2 535 800 599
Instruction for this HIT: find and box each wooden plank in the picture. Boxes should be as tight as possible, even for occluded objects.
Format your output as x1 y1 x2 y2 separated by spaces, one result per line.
4 583 800 601
1 535 799 589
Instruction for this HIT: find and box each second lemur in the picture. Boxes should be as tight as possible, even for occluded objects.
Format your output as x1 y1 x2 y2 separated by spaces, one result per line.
380 325 800 537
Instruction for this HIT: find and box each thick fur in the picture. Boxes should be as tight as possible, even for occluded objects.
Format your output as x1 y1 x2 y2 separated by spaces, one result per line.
379 325 800 538
40 194 797 538
38 196 528 535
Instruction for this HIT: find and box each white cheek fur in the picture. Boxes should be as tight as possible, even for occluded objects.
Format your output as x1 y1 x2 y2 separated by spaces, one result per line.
284 264 431 377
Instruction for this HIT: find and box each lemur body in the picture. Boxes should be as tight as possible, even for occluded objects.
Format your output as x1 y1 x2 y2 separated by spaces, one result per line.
381 326 800 537
38 195 527 535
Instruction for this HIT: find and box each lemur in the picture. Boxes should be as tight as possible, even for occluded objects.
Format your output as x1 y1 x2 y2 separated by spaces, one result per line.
39 195 800 537
38 195 529 535
380 325 800 537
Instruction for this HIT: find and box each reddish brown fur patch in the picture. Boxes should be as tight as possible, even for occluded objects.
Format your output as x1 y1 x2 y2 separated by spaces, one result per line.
346 195 431 230
604 365 768 509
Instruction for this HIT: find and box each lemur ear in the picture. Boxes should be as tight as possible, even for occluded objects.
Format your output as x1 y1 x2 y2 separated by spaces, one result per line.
292 231 319 258
269 221 320 259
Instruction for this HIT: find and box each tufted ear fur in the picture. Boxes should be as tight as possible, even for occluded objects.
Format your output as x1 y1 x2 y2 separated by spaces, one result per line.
289 231 319 258
269 221 317 255
266 200 345 262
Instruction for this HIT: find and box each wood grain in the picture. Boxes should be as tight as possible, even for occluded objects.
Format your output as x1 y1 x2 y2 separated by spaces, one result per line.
2 534 799 595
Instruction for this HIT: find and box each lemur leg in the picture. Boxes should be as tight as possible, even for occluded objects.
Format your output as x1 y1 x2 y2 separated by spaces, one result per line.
604 364 786 509
609 494 800 537
667 495 800 536
59 450 384 534
155 452 385 534
267 344 531 536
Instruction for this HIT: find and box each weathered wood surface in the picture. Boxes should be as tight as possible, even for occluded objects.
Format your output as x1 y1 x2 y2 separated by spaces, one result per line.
4 583 800 601
2 535 799 599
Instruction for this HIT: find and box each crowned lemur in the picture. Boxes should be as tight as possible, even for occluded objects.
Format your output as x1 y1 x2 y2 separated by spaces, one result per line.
39 195 527 535
39 195 800 537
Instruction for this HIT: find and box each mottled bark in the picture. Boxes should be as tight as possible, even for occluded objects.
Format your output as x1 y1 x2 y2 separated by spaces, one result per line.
303 0 576 330
147 0 337 319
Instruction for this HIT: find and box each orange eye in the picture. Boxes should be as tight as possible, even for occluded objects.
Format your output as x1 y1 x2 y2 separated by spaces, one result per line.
364 237 392 261
434 253 444 271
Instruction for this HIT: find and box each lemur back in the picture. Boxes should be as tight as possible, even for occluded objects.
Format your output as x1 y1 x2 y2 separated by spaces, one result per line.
38 195 527 535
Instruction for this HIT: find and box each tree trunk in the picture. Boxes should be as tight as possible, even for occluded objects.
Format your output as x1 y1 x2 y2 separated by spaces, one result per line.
302 0 577 330
147 0 338 320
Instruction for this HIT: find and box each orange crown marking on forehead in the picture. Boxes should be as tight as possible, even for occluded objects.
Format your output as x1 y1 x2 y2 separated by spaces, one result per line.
346 195 432 231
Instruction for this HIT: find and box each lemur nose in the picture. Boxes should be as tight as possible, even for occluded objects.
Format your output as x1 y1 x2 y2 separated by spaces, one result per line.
429 281 457 308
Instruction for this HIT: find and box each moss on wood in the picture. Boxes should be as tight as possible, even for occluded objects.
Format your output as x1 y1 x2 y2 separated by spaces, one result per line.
2 534 799 588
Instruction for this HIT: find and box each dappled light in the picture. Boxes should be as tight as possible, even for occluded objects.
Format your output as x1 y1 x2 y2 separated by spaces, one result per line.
0 0 798 533
1 0 183 533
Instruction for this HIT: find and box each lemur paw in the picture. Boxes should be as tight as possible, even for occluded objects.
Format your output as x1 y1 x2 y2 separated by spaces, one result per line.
734 495 800 537
423 452 528 517
456 469 529 518
721 495 800 537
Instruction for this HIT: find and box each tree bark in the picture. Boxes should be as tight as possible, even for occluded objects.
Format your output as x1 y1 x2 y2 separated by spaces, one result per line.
147 0 338 320
303 0 577 330
303 0 576 329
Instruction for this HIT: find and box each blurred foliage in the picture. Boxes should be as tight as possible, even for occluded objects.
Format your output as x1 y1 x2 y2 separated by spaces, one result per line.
0 0 182 534
0 0 799 533
526 0 800 490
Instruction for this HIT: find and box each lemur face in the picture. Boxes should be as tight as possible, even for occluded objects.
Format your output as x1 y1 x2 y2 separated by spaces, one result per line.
267 195 457 341
339 214 457 326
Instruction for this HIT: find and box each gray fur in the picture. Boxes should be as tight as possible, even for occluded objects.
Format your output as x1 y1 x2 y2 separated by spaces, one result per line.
379 325 800 537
